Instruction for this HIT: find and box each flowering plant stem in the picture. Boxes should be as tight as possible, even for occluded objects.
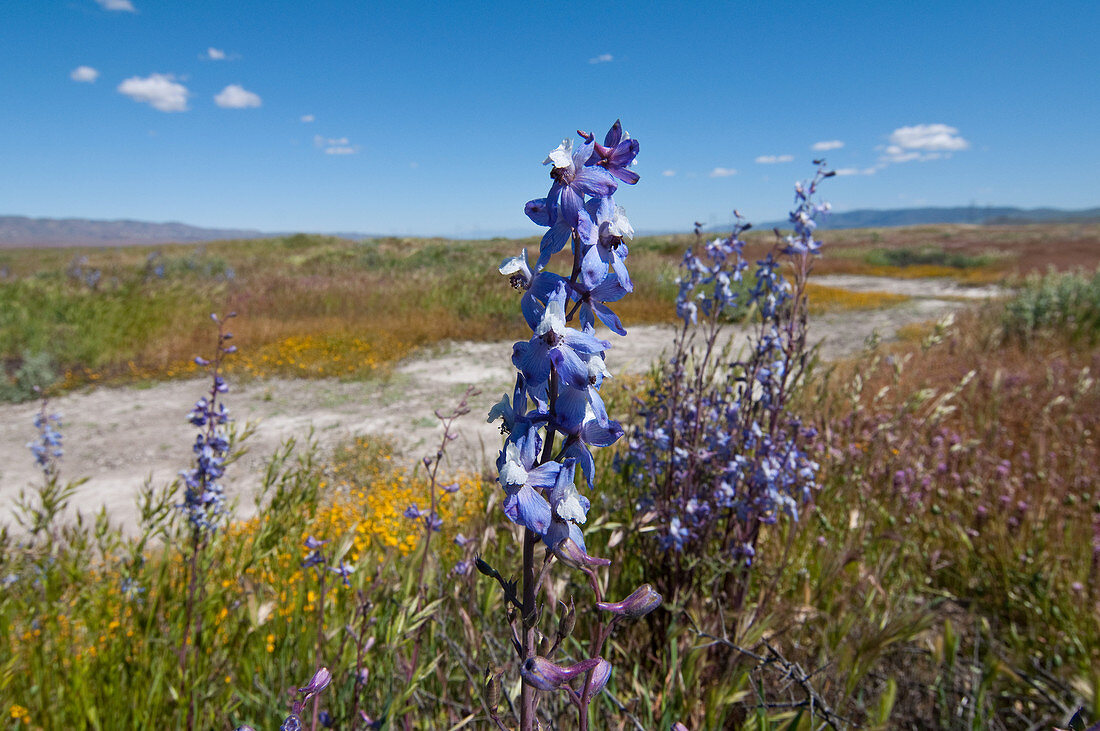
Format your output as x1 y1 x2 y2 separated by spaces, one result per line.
403 386 476 731
520 527 539 730
176 312 236 731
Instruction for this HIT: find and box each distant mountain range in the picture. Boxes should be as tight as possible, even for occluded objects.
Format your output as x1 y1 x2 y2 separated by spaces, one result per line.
2 206 1099 248
0 216 272 248
756 205 1100 231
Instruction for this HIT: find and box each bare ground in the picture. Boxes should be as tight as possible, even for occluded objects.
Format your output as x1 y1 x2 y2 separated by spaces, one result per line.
0 277 1003 534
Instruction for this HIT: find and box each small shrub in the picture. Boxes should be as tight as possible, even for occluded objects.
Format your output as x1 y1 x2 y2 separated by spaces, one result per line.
865 245 998 270
1002 266 1100 344
0 349 58 402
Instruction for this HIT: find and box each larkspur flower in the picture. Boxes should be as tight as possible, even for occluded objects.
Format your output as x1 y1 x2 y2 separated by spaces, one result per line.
542 459 591 552
556 400 623 489
543 136 617 229
571 268 631 336
579 195 634 292
28 406 64 477
589 119 640 185
662 517 690 551
178 314 238 536
328 560 353 586
499 248 566 330
511 283 610 407
497 441 558 535
525 197 574 272
488 124 655 730
404 502 443 531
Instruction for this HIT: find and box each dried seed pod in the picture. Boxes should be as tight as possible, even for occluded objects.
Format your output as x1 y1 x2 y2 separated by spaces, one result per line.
557 597 576 641
484 666 502 712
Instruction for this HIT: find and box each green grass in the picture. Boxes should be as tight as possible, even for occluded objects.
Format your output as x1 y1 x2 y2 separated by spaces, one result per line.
863 245 1001 269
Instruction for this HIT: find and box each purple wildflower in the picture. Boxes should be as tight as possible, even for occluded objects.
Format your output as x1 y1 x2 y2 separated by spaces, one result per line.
589 119 640 185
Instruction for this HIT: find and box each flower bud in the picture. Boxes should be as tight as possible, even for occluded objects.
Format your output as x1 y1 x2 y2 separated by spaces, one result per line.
552 538 611 570
585 658 612 699
520 656 601 691
298 666 331 702
596 583 662 619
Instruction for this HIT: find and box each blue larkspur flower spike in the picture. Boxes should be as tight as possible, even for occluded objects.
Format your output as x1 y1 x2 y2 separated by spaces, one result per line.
497 124 642 546
620 163 831 582
179 312 238 536
492 125 654 725
28 403 64 478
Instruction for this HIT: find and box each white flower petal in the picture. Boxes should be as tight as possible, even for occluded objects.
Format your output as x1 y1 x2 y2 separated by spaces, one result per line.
544 139 573 169
499 443 529 486
536 297 567 337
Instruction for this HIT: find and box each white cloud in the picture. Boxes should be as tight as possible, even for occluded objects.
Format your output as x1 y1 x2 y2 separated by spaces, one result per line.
878 124 969 164
709 167 737 178
314 134 359 155
206 47 226 60
812 140 844 152
834 167 878 176
214 84 261 109
661 169 676 177
889 124 969 152
754 154 794 164
95 0 135 11
300 114 315 123
117 73 189 112
589 53 614 64
880 147 921 163
70 66 99 83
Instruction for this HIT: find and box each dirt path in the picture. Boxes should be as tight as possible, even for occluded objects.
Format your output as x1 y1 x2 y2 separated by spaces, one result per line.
0 277 1003 534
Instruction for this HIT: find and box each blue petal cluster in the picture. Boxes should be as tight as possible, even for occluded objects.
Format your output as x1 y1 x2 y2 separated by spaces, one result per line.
28 407 64 478
179 314 237 536
491 122 639 558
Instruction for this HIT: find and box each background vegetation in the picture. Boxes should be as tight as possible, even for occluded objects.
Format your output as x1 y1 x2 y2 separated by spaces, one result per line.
3 222 1097 399
2 225 1099 728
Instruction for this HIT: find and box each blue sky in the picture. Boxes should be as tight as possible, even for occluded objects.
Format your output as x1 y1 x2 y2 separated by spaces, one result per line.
1 1 1097 237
